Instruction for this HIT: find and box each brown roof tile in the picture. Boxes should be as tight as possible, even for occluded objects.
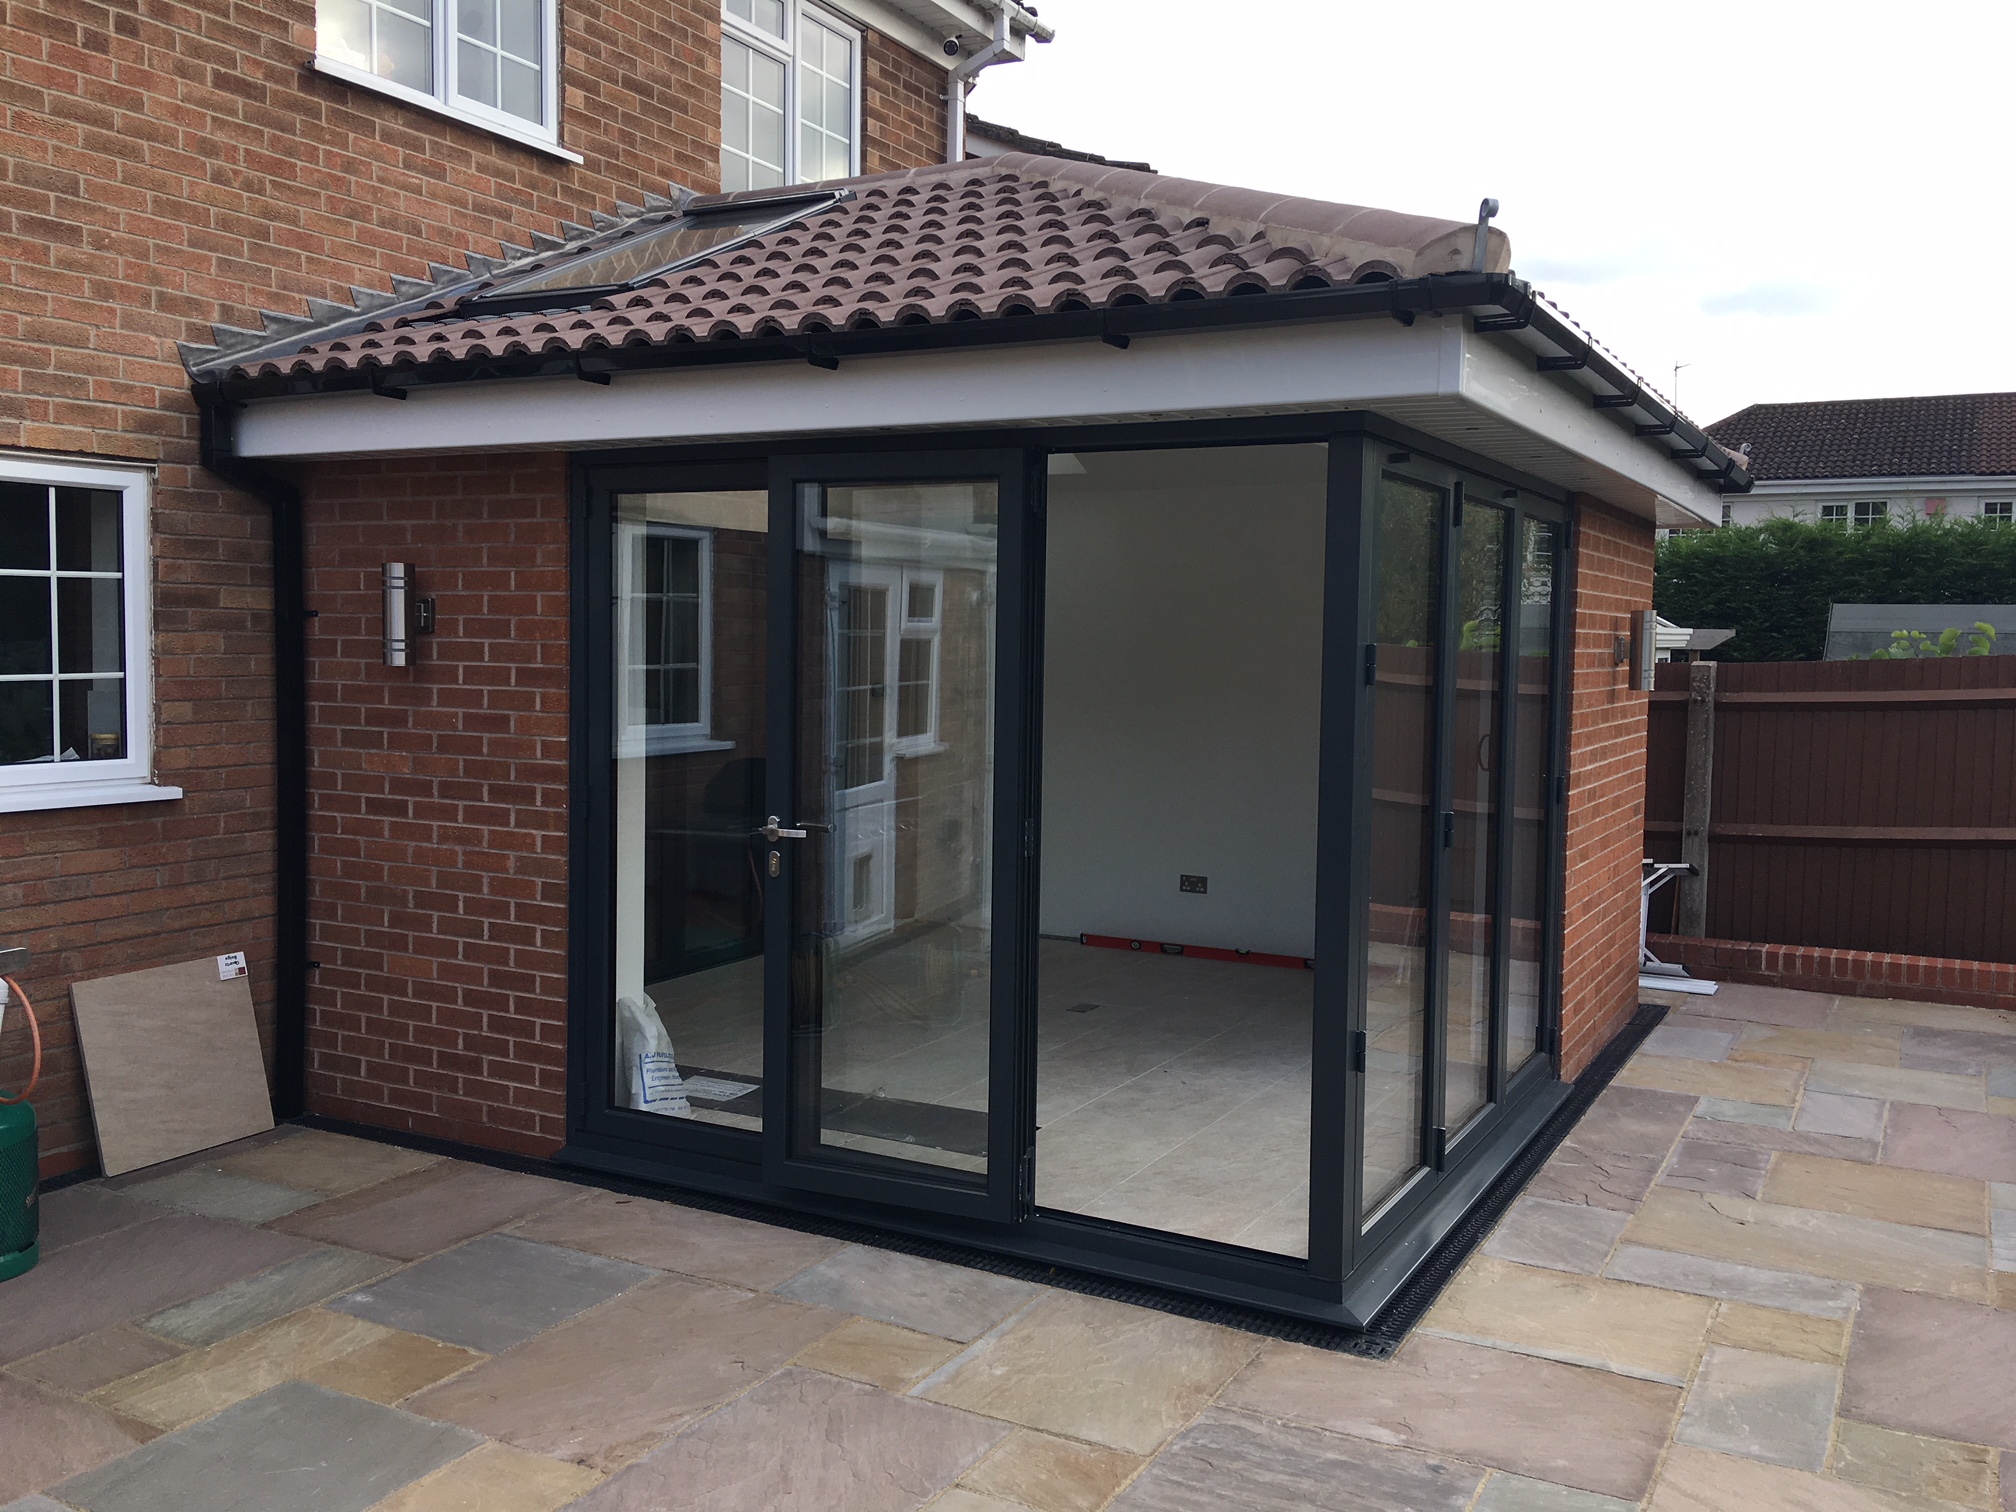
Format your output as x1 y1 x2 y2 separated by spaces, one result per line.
226 156 1503 382
1706 393 2016 481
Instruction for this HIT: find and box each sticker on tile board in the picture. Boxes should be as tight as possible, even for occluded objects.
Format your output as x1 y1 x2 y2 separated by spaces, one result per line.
70 957 275 1176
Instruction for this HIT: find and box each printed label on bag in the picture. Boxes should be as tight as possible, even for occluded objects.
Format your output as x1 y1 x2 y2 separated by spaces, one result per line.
217 952 248 980
637 1051 691 1112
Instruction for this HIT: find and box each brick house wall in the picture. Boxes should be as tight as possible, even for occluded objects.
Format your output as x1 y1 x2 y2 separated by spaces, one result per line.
300 454 571 1157
1557 497 1656 1077
0 0 948 1175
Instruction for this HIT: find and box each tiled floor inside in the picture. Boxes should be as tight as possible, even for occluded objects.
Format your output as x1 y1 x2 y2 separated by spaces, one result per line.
4 980 2015 1510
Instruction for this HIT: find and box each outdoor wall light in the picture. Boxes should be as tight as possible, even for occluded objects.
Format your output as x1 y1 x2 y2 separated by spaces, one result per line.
382 562 436 667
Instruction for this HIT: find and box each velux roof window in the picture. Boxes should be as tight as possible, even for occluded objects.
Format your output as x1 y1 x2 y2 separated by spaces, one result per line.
453 189 847 317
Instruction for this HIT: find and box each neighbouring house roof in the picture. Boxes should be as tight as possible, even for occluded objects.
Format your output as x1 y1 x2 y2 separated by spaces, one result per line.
194 156 1507 384
1705 393 2016 481
963 114 1153 172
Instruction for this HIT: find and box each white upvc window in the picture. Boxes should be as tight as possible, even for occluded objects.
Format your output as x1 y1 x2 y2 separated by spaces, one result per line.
616 522 730 757
313 0 577 161
1853 499 1889 527
721 0 861 192
1983 500 2013 525
0 457 179 813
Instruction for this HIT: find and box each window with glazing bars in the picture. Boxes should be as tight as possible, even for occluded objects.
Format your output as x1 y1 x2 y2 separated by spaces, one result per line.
721 0 859 191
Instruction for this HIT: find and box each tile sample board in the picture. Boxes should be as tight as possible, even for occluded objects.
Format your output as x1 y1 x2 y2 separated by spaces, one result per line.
71 958 273 1176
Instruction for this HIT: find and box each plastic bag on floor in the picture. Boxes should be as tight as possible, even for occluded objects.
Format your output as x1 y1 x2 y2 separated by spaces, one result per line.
616 994 690 1115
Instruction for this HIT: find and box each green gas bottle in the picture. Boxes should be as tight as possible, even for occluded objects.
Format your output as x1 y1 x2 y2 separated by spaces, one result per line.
0 1099 36 1283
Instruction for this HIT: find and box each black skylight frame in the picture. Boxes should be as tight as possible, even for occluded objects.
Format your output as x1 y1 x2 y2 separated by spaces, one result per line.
453 188 853 319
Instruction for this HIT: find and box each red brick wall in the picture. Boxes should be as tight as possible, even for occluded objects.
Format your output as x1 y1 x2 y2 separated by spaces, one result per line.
863 27 948 174
1557 497 1656 1077
1 0 947 1175
299 453 571 1156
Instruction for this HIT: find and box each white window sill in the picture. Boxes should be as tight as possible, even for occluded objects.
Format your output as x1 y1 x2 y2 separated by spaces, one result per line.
0 781 185 814
312 56 585 164
618 732 737 760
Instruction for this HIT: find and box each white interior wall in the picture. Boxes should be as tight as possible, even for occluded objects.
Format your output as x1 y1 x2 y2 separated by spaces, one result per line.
1039 445 1327 958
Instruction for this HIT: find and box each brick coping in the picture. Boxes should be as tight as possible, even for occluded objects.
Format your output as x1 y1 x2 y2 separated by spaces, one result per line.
1649 932 2016 1012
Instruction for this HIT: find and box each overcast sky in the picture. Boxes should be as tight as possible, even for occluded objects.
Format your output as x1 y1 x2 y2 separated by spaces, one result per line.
969 0 2013 427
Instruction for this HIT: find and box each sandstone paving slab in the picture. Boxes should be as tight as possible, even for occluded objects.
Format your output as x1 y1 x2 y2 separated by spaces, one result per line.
1674 1344 1839 1470
1220 1334 1677 1501
1659 1139 1773 1198
510 1190 844 1289
1842 1288 2016 1450
1616 1055 1803 1107
1706 1302 1850 1365
52 1380 478 1512
3 1325 186 1397
270 1162 579 1260
34 1188 159 1255
406 1272 843 1471
1564 1085 1703 1160
1694 1098 1794 1129
1996 1183 2016 1210
1738 1025 1903 1068
1830 1419 1998 1510
1422 1254 1712 1384
300 1328 483 1405
1472 1472 1641 1512
1831 997 2016 1038
117 1165 322 1225
1482 1196 1630 1274
329 1234 651 1354
1620 1187 1990 1300
1643 1025 1736 1062
1602 1244 1858 1318
775 1245 1041 1343
0 1213 318 1364
920 1290 1258 1454
1105 1408 1482 1511
0 1376 144 1503
1648 1443 1959 1512
1901 1028 2016 1077
1681 1115 1879 1163
0 1498 76 1512
1794 1092 1887 1139
364 1441 603 1512
792 1316 960 1390
1807 1061 1986 1112
1524 1146 1667 1212
214 1129 441 1198
1689 984 1834 1028
930 1492 1031 1512
1763 1152 1988 1236
954 1428 1142 1512
142 1245 399 1346
90 1305 396 1431
1882 1104 2016 1185
569 1366 1007 1512
1994 1211 2016 1273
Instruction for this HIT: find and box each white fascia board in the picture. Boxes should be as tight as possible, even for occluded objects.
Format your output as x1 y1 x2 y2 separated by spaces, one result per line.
825 0 1030 64
233 319 1453 459
1742 474 2016 497
1455 330 1724 527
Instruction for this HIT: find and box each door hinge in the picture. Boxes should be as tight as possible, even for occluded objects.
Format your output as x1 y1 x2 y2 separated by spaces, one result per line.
1441 810 1455 848
1023 817 1035 858
1017 1146 1036 1209
1363 642 1378 686
1351 1029 1368 1073
1451 481 1465 528
1431 1125 1449 1171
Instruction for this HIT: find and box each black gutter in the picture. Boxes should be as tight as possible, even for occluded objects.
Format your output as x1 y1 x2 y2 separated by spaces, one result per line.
198 399 310 1120
195 272 1749 495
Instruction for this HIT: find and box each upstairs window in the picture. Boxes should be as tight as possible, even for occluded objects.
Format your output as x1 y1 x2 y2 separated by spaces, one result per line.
315 0 569 157
1854 500 1889 527
722 1 859 192
1984 500 2013 525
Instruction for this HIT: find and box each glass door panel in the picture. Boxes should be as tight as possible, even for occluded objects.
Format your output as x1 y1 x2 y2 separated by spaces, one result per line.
1506 519 1559 1071
610 488 770 1129
1444 501 1508 1134
787 478 1000 1181
1362 473 1443 1219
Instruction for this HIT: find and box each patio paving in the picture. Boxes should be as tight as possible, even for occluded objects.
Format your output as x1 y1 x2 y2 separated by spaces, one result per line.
2 981 2013 1510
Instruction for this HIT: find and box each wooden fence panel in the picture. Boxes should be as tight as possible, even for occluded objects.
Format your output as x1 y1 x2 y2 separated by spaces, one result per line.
1643 656 2016 964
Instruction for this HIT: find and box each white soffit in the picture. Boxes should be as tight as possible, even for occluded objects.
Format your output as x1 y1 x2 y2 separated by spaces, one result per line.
231 316 1724 522
828 0 1038 65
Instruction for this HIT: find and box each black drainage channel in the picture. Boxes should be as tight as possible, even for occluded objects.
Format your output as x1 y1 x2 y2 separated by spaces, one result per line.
290 1002 1667 1358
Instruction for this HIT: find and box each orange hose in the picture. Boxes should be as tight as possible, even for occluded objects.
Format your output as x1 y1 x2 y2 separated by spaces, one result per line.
0 976 40 1105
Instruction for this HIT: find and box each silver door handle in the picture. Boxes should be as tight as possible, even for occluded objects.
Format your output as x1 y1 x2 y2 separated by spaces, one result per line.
760 816 832 842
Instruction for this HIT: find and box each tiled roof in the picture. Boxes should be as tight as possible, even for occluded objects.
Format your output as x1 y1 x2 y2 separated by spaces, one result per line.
218 155 1503 382
1706 393 2016 481
963 114 1153 172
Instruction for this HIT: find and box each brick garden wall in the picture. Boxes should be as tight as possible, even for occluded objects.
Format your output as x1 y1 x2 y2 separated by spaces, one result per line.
0 0 947 1174
300 453 571 1156
1557 498 1656 1078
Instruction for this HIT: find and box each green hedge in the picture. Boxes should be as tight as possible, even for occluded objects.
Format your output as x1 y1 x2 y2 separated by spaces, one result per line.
1655 517 2016 661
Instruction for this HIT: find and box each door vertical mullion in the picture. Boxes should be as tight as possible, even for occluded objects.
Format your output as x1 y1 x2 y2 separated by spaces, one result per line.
1423 479 1459 1170
761 462 803 1172
1488 504 1522 1104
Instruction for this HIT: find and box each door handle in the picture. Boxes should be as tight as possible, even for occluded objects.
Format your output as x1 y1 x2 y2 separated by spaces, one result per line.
760 816 832 842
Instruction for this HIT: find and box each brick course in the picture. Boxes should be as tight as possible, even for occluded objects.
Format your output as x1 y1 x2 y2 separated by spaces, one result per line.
0 0 947 1175
1649 934 2016 1013
1557 497 1656 1078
